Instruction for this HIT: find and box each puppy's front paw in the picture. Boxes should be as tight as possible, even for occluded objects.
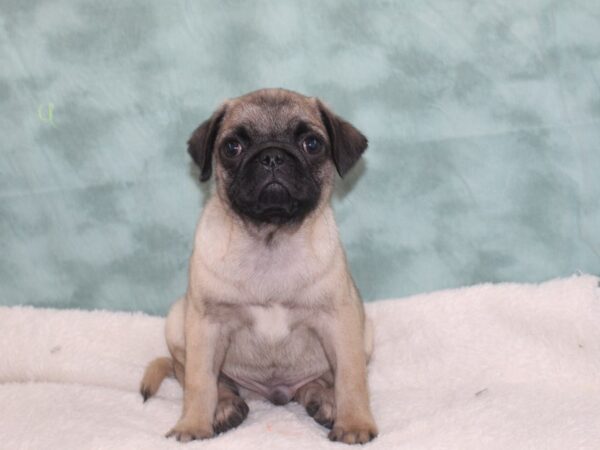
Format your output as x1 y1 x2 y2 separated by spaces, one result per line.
328 418 378 445
165 419 213 442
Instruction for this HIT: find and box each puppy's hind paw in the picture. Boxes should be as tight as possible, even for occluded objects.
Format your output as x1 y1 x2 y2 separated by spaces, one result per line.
213 396 249 435
306 396 335 429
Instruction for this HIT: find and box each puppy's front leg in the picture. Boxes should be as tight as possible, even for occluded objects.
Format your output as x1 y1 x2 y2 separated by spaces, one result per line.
317 299 378 444
166 298 225 442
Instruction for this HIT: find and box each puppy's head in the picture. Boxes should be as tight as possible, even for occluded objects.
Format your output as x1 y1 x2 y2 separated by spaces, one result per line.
188 88 367 225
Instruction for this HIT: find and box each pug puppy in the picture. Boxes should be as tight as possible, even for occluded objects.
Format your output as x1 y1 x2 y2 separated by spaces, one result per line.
140 88 378 445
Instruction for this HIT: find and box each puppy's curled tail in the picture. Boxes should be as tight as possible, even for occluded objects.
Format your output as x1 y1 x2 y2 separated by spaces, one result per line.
140 357 174 402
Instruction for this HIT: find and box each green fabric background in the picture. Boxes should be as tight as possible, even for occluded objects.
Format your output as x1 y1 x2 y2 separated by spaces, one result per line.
1 0 599 314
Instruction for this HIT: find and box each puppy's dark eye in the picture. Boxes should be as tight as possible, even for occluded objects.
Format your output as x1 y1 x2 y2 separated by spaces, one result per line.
302 136 322 154
223 141 243 158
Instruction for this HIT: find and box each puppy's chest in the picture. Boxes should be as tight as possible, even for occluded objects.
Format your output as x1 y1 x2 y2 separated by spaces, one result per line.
225 303 323 371
223 239 320 299
246 304 291 342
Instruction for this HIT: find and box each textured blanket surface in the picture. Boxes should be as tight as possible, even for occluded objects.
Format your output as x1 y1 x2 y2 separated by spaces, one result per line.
1 275 599 449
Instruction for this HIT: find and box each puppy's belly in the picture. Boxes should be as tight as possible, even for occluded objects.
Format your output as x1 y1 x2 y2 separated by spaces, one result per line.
221 322 330 405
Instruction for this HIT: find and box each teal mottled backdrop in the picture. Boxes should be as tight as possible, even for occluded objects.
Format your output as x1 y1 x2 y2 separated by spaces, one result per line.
1 1 599 314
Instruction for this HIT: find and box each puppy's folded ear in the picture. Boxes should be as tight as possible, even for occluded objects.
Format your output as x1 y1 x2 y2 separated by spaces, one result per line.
317 100 368 178
187 105 227 182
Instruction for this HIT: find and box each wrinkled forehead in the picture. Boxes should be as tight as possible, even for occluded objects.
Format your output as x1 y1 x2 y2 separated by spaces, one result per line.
220 94 325 139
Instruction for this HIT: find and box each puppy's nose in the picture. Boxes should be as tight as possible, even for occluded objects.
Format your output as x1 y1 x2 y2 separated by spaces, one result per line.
259 148 286 169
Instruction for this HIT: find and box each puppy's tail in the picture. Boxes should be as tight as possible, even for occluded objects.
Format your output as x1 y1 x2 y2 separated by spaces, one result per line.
140 357 174 402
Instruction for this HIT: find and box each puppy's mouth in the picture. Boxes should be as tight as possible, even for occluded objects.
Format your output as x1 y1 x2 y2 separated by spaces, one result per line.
228 169 321 226
255 182 299 219
258 182 291 206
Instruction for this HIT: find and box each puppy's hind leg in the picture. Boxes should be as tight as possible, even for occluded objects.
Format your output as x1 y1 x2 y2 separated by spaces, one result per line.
294 373 336 429
213 375 249 435
140 357 174 402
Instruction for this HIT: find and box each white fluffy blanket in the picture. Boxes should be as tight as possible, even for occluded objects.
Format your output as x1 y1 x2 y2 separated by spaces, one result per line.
1 275 600 449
